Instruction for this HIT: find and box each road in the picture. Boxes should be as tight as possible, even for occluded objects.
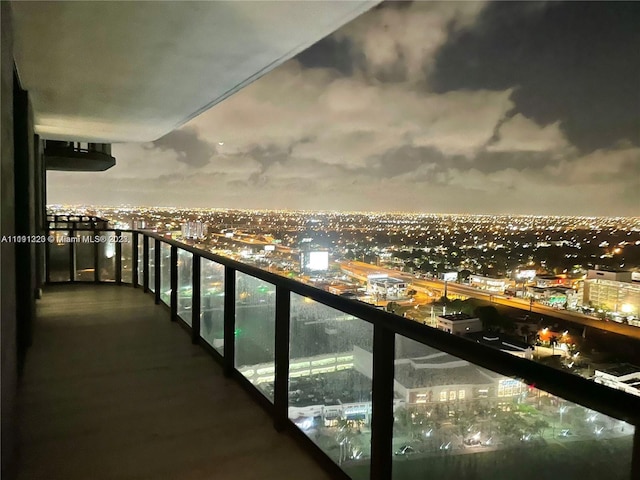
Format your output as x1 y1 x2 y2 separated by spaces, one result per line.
338 260 640 341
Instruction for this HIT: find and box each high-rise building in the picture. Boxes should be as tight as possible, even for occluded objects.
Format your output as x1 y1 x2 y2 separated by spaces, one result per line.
181 220 207 240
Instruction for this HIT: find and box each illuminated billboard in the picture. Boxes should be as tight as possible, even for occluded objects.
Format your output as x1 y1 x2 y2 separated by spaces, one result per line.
306 251 329 271
264 244 276 252
517 270 536 280
300 250 330 273
442 272 458 282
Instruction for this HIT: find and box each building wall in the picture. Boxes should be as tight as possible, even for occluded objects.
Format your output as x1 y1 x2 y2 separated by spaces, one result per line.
587 269 633 282
436 318 483 335
469 275 510 291
14 64 37 368
585 279 640 315
1 3 18 476
2 5 41 475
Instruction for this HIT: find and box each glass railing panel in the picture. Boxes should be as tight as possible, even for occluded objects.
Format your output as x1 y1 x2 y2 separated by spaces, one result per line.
148 241 155 293
235 272 276 402
121 232 133 284
74 231 95 281
391 334 635 480
159 242 171 305
48 231 71 282
97 237 116 282
177 249 193 325
136 234 143 287
200 258 225 353
288 294 374 478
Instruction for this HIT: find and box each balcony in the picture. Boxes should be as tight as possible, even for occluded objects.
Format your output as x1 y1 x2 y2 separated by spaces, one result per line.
44 141 116 171
18 284 332 480
29 225 640 480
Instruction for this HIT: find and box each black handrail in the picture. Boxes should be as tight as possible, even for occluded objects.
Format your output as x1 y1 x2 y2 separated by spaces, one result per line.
44 227 640 480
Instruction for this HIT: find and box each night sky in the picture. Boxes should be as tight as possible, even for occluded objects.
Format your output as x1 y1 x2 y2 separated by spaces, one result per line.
48 1 640 216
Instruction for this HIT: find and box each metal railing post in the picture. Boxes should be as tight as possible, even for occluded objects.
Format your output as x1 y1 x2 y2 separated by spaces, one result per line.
154 239 161 304
45 230 51 283
170 245 177 321
93 229 99 283
132 233 139 287
142 235 149 292
370 324 395 480
223 266 236 377
274 286 291 432
191 255 201 344
69 229 75 282
115 229 122 284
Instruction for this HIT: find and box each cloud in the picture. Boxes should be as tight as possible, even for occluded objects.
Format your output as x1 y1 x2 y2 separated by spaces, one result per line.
335 1 487 83
151 126 216 167
47 1 640 217
430 2 640 152
486 114 571 153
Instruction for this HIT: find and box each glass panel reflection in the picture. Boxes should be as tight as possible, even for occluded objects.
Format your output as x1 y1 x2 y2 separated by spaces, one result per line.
177 249 193 325
148 241 155 293
159 242 171 305
235 272 276 402
391 335 634 480
136 234 143 286
74 231 95 281
288 294 374 478
200 258 225 353
97 238 116 282
121 232 133 283
48 231 71 282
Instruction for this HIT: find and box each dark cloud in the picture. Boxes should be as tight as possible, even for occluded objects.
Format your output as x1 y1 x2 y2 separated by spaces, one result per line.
152 127 216 168
365 145 448 180
468 151 560 175
365 144 563 182
297 36 361 76
429 2 640 152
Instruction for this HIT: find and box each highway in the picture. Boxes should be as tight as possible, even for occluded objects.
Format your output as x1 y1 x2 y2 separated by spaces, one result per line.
338 260 640 341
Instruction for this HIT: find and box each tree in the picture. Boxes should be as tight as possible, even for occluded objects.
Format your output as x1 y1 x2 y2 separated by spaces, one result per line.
386 301 400 313
529 419 550 437
459 269 472 282
495 411 527 443
452 410 475 439
475 306 501 331
520 324 532 343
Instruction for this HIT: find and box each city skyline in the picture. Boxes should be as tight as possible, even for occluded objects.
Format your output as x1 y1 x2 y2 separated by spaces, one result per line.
47 1 640 216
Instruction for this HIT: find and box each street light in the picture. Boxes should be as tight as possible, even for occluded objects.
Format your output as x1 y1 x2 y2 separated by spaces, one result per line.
559 406 567 427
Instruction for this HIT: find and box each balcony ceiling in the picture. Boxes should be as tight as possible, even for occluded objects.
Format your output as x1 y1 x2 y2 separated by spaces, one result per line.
11 1 378 143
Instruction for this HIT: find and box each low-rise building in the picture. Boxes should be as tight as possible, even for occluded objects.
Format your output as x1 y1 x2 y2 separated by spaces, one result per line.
465 332 534 360
469 274 511 293
367 274 407 299
436 313 482 335
593 364 640 397
534 274 570 288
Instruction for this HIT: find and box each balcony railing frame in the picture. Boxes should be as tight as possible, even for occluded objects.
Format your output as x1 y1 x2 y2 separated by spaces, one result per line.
44 227 640 480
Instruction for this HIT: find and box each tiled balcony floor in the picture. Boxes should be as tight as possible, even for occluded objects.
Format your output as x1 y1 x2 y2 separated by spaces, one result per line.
16 284 332 480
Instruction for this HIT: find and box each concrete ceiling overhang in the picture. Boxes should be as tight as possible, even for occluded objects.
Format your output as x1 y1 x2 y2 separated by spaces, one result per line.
11 1 379 143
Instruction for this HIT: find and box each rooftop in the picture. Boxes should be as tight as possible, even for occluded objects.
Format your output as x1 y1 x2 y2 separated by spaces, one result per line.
596 363 640 378
438 313 479 322
465 332 532 352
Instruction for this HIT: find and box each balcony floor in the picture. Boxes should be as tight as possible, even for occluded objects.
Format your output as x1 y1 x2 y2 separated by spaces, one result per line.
17 284 332 480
